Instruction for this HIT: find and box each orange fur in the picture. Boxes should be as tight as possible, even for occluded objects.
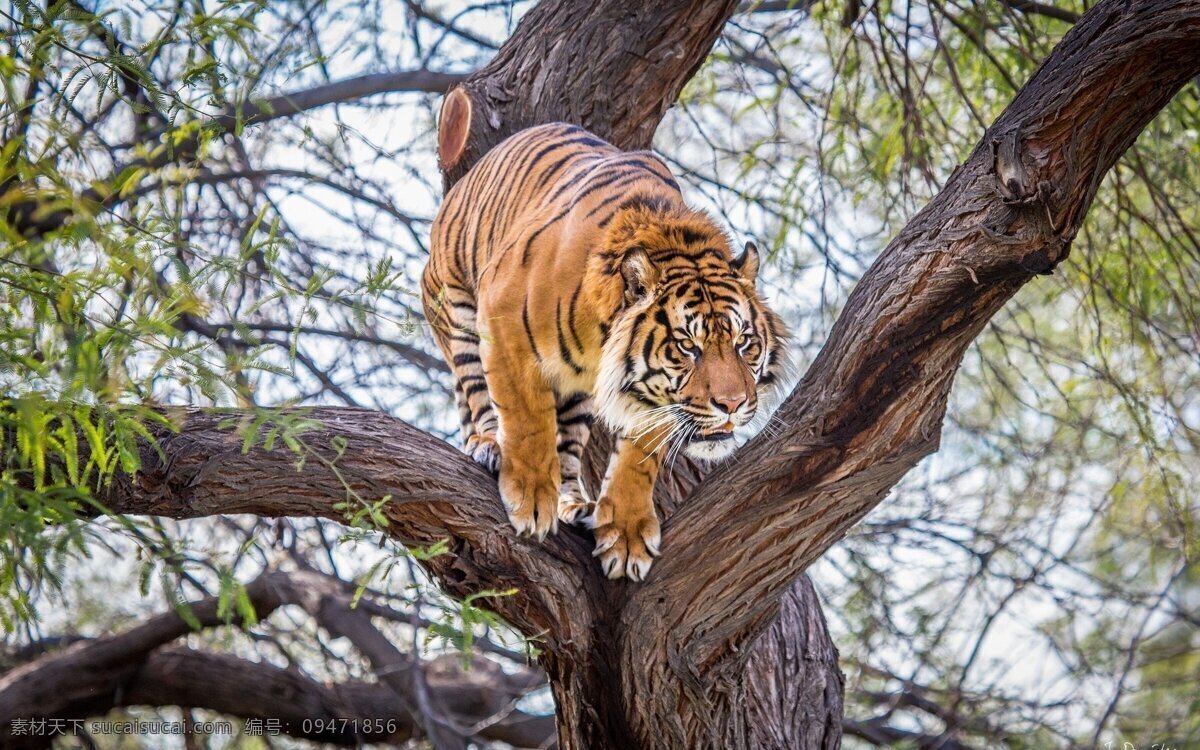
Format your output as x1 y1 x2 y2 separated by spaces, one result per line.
422 123 790 580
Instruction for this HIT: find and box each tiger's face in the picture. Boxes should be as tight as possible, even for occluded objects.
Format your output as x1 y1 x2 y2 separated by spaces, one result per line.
596 241 790 461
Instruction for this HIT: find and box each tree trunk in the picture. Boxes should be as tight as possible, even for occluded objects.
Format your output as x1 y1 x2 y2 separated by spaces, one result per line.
544 577 842 750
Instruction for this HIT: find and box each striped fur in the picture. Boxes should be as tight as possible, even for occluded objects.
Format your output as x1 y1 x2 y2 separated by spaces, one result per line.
422 123 790 580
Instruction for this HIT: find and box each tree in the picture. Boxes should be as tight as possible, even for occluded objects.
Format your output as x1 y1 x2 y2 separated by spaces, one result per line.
2 1 1198 748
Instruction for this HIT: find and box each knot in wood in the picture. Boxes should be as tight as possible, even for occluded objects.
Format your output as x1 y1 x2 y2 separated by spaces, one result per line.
992 126 1043 205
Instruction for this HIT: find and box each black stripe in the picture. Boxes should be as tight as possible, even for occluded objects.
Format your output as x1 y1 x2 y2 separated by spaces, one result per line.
487 133 558 240
566 287 586 354
450 155 501 275
464 382 489 397
577 171 651 214
521 202 575 265
557 392 589 414
595 183 681 226
708 291 742 306
453 353 481 366
630 390 658 408
471 404 494 423
556 301 584 374
557 439 584 454
615 154 681 192
558 413 594 427
522 303 543 361
544 156 610 206
532 137 610 191
641 327 658 363
616 194 673 215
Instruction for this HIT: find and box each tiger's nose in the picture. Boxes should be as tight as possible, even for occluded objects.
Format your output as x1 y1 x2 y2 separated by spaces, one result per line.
711 393 747 416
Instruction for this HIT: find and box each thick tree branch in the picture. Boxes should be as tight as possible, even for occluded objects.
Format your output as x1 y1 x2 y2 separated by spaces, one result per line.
87 408 601 653
619 1 1200 743
1 646 556 749
0 571 285 737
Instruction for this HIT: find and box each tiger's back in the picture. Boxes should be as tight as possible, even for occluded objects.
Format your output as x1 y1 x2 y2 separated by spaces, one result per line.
426 122 681 297
424 123 687 396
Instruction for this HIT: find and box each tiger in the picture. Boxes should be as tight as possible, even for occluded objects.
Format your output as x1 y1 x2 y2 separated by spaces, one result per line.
421 122 790 581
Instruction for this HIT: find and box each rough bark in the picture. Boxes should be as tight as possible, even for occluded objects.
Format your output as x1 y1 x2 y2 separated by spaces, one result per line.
7 0 1200 748
100 407 600 648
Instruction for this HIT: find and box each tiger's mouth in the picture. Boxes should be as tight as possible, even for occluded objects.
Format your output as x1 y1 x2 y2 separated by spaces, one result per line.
691 429 734 441
683 421 740 461
690 421 736 443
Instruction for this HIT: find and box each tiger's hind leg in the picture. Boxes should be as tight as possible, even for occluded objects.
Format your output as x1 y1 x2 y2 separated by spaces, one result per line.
554 392 595 525
482 327 561 540
426 283 501 472
452 380 476 442
454 328 501 473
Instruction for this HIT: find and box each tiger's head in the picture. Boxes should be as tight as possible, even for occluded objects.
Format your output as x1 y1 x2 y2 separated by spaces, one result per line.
591 204 792 461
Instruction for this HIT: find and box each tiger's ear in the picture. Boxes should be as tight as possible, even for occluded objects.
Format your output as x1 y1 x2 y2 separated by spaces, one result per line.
733 241 761 283
620 248 660 305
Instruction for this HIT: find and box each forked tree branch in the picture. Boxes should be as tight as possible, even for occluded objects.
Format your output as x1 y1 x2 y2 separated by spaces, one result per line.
616 1 1200 740
54 0 1198 658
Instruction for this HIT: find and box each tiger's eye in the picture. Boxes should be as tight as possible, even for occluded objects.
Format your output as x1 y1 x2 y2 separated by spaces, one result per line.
678 339 698 357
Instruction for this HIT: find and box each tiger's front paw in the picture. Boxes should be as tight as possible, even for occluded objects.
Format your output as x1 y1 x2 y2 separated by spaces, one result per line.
499 469 558 541
589 496 660 582
557 480 595 526
465 434 501 474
